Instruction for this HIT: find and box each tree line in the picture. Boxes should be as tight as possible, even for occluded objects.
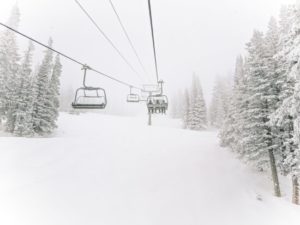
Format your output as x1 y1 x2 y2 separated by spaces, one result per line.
171 74 207 130
214 4 300 204
209 76 232 128
0 6 62 136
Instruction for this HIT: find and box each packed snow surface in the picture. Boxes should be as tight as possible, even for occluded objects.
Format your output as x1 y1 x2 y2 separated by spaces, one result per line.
0 113 299 225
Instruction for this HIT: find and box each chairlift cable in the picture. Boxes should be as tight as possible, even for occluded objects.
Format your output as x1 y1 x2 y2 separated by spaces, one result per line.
74 0 145 83
147 0 159 83
108 0 151 82
0 22 143 91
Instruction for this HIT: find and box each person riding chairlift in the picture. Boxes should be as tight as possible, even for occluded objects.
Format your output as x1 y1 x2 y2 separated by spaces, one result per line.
148 99 154 114
154 99 159 113
161 99 166 114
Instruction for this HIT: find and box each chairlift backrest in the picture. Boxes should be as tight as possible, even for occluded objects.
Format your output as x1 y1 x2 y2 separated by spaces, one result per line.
127 94 140 103
147 94 168 110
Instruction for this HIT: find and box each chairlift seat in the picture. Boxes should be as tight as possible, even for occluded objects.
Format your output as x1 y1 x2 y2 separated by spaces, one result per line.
127 94 140 103
71 103 106 109
72 87 107 110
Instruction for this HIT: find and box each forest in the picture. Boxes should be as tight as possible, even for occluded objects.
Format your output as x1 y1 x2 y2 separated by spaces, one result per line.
171 4 300 205
0 6 62 136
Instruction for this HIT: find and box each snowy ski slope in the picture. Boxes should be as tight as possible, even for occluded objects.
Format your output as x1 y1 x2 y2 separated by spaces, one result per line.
0 113 299 225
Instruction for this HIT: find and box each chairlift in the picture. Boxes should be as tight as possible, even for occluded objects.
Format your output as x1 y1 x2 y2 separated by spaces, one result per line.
72 65 107 109
146 80 168 114
147 95 168 114
127 86 140 103
140 91 149 102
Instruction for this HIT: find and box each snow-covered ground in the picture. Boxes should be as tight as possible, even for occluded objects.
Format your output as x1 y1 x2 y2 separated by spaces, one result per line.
0 113 299 225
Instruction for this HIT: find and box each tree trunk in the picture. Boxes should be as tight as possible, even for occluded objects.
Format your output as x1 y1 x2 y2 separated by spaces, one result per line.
264 100 281 197
268 149 281 197
292 176 299 205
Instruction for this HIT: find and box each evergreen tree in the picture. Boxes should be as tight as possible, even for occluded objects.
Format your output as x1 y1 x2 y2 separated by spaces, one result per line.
271 5 300 204
278 5 295 45
188 75 207 130
231 56 247 155
182 88 190 129
0 5 21 129
48 54 62 130
243 29 281 196
272 63 299 203
13 42 35 136
170 94 178 118
32 38 54 135
171 90 184 119
291 76 300 205
209 76 231 128
220 56 244 149
264 18 282 197
242 30 268 167
288 4 300 205
209 76 223 128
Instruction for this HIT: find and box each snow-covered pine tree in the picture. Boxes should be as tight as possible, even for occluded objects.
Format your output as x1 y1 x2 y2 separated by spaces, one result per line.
271 5 297 176
48 54 62 130
182 88 190 129
170 93 178 118
243 28 281 196
188 74 207 130
243 30 268 166
0 5 21 130
233 57 252 158
32 38 54 135
171 90 184 119
263 17 282 197
209 76 223 128
271 5 300 204
278 5 295 42
291 74 300 205
288 3 300 205
13 42 35 136
220 56 244 150
271 64 299 204
219 98 234 147
209 76 232 128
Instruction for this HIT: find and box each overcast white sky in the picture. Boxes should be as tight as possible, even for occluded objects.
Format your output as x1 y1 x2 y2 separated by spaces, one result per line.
0 0 297 114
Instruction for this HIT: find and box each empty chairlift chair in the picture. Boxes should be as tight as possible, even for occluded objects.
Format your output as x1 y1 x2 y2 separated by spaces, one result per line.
127 86 140 103
72 65 107 109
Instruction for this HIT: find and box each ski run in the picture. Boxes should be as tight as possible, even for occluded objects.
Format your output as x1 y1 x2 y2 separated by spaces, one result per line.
0 113 299 225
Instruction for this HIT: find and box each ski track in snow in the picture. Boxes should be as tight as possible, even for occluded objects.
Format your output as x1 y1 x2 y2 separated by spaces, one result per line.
0 113 299 225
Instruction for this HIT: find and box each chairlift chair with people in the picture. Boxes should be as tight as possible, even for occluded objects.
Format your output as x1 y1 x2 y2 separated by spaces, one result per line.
147 94 168 114
146 80 168 114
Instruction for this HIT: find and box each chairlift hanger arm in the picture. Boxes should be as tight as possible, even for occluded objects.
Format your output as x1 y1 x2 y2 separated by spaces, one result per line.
147 0 159 83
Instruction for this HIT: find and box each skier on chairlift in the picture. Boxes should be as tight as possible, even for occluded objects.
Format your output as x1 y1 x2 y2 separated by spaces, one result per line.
161 99 166 114
148 99 154 114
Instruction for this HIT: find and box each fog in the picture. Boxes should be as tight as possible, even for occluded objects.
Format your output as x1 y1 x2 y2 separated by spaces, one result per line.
0 0 296 115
